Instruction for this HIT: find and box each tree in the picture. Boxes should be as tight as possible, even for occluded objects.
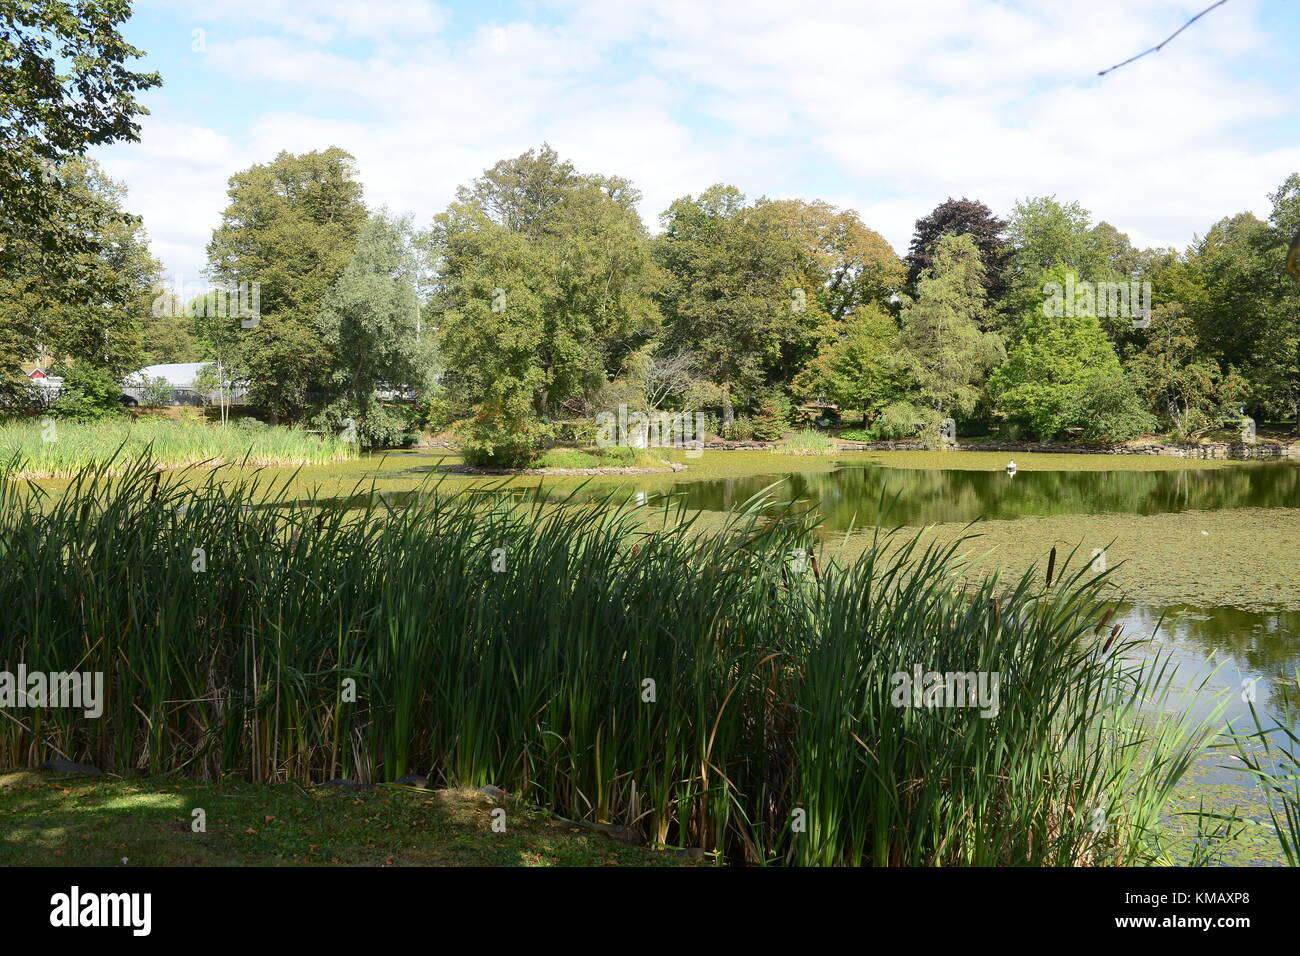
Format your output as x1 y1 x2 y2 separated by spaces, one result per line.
314 211 429 447
990 266 1153 440
895 234 1003 421
1 0 160 286
1127 303 1244 435
205 148 368 421
0 158 159 391
905 197 1009 299
656 186 818 428
793 305 902 424
1003 196 1113 326
428 146 660 460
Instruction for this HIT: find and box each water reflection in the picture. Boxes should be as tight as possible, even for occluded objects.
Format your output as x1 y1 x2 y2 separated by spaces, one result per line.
1120 604 1299 727
553 460 1300 530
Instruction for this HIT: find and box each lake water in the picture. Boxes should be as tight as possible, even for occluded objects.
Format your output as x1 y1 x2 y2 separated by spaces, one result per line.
551 458 1300 530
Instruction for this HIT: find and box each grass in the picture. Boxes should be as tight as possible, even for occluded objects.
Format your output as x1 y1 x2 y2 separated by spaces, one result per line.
776 428 836 455
0 418 356 479
0 771 700 866
1228 689 1300 865
0 454 1224 865
535 446 671 469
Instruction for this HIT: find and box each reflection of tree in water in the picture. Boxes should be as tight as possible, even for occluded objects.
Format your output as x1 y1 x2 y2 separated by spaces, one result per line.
663 462 1300 530
1123 604 1300 716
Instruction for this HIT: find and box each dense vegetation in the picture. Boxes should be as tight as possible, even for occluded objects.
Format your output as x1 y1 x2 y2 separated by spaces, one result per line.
6 139 1298 460
0 457 1219 865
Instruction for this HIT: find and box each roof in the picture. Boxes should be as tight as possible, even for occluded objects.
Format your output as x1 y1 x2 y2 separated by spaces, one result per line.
124 362 213 388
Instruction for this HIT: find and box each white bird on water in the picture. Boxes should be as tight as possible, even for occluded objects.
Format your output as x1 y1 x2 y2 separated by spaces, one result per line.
1006 459 1017 476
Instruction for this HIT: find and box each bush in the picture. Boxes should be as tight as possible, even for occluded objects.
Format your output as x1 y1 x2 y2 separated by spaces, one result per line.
456 400 550 468
750 390 792 442
864 402 937 441
726 416 756 441
1069 374 1157 442
51 366 127 421
777 428 835 455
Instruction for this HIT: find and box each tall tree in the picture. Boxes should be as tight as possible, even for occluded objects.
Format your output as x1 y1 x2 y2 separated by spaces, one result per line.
905 197 1009 299
428 146 660 459
991 264 1153 440
0 157 159 394
315 211 429 445
205 147 368 421
793 304 903 424
895 233 1003 420
660 187 811 426
1 0 160 286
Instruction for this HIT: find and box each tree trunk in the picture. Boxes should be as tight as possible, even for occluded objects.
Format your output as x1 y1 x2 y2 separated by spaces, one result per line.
721 383 734 432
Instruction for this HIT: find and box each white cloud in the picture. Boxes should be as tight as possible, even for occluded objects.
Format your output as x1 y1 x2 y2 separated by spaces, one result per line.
108 0 1298 278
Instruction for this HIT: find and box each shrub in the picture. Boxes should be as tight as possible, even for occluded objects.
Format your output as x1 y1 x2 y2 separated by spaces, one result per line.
865 401 937 441
1069 374 1158 442
456 399 550 468
750 391 792 442
726 416 756 441
51 366 127 421
777 428 835 455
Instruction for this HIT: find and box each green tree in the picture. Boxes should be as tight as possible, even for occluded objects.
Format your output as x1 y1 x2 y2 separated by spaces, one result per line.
428 145 660 459
314 211 428 447
0 158 159 394
991 266 1153 440
793 304 902 424
205 147 368 421
655 185 813 428
895 233 1003 420
1 0 161 286
1127 303 1244 436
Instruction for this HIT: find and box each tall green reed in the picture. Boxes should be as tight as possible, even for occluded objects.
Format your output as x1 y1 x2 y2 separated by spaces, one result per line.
0 456 1211 864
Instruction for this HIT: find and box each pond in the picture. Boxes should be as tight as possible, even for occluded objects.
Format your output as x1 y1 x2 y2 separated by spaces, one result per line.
545 457 1300 530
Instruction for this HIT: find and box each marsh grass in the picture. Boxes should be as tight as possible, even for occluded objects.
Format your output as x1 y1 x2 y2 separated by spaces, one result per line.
776 428 836 456
0 456 1213 865
1228 690 1300 865
0 419 355 478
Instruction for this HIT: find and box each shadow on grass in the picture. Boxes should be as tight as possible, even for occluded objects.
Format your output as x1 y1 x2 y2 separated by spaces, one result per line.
0 772 698 867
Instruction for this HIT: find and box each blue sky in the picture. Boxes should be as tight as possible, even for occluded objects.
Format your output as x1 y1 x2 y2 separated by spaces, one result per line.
94 0 1300 285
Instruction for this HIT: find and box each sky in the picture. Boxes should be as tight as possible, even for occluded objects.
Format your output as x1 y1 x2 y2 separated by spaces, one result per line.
94 0 1300 288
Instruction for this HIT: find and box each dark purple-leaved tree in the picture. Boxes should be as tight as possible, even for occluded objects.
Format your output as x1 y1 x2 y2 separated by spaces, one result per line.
905 197 1009 299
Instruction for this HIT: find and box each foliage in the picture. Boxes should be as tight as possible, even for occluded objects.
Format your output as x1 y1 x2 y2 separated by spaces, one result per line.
206 148 369 421
49 365 126 421
0 158 160 378
991 267 1153 441
0 0 160 286
1126 304 1245 436
0 458 1214 865
896 234 1003 418
313 211 429 446
905 196 1009 297
794 304 903 422
428 145 660 432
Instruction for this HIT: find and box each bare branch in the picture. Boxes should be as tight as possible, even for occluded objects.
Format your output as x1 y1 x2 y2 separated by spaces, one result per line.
1098 0 1229 77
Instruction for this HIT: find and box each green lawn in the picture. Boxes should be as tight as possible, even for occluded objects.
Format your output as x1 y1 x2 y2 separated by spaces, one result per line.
0 771 706 867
